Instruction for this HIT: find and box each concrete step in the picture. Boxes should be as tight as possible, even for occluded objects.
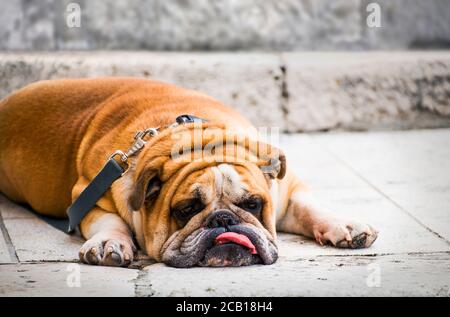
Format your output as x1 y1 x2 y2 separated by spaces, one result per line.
2 1 450 51
1 51 450 131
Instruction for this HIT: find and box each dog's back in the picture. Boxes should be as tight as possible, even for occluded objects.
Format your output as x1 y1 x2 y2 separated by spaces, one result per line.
0 78 121 216
0 77 252 217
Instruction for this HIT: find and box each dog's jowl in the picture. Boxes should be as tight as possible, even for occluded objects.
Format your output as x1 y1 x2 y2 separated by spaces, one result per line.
0 78 378 267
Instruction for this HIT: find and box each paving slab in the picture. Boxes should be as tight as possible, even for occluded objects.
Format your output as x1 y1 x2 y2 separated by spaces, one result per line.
3 217 83 263
313 129 450 188
136 253 450 297
312 129 450 242
0 194 84 262
380 185 450 242
0 194 35 219
278 188 450 258
0 227 13 264
279 134 369 190
0 263 138 297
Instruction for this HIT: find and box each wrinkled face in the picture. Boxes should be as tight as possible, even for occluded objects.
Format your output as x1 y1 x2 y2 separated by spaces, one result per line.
159 163 278 268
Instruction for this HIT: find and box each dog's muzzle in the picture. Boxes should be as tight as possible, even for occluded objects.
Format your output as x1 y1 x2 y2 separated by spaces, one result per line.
161 210 278 268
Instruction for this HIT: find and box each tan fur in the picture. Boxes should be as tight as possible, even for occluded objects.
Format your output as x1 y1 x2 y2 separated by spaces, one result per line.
0 77 377 267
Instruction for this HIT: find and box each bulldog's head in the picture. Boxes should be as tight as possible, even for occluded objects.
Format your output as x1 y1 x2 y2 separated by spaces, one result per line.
123 124 285 268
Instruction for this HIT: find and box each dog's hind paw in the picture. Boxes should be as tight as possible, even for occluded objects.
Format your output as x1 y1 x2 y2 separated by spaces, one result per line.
314 220 378 249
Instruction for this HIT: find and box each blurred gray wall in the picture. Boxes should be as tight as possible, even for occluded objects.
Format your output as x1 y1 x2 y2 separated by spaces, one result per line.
1 0 450 51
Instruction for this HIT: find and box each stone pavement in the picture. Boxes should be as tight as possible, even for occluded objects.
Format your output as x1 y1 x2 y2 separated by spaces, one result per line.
0 129 449 296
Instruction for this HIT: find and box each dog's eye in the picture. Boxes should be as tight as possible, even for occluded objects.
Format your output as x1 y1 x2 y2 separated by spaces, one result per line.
238 197 263 214
172 199 204 220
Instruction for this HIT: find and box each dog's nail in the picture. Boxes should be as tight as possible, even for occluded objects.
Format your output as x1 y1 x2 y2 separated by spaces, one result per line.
110 252 121 263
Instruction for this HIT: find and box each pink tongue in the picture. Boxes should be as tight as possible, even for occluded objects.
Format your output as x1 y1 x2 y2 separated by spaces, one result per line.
215 232 257 254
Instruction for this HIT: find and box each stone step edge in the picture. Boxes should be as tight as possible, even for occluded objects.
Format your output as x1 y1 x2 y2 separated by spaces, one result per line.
1 52 449 132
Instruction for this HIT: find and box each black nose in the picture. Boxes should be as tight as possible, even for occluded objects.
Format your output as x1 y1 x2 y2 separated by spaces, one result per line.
206 209 239 229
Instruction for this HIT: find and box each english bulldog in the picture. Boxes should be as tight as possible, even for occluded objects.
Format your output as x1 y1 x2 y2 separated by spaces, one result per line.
0 78 378 267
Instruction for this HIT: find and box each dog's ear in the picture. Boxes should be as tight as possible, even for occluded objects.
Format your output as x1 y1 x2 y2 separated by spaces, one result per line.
128 167 161 211
261 147 286 180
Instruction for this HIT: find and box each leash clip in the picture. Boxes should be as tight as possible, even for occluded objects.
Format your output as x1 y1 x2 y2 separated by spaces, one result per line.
113 127 159 165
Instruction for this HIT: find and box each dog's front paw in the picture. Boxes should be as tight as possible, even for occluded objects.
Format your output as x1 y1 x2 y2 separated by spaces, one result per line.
313 219 378 249
79 234 136 267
